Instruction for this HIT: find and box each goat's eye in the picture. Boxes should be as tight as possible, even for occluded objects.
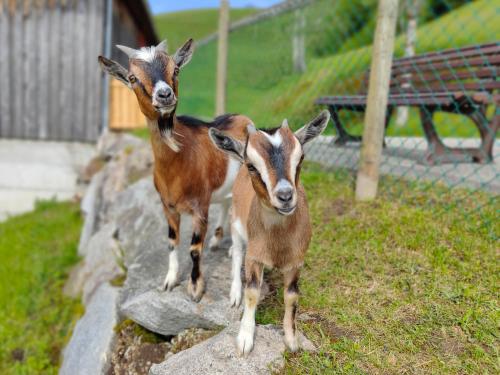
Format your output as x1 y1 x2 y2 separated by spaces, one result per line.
128 74 137 84
247 164 257 173
174 67 179 76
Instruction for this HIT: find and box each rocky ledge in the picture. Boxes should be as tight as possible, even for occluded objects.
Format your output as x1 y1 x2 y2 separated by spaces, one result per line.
60 133 315 375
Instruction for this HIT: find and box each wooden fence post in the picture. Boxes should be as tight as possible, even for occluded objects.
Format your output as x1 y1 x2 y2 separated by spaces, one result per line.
292 9 306 73
216 0 230 116
355 0 399 201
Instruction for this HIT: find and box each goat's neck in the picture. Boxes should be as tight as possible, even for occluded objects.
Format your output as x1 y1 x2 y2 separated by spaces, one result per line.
147 115 182 163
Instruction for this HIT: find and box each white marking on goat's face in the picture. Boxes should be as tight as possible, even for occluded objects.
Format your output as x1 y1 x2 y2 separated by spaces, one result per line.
152 81 177 114
127 47 179 120
245 127 304 215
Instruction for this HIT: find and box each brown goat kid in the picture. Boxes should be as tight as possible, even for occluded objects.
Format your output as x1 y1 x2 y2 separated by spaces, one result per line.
209 110 330 355
98 40 251 301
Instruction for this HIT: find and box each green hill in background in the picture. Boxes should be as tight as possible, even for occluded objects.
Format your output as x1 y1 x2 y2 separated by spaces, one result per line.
157 0 498 138
154 8 258 50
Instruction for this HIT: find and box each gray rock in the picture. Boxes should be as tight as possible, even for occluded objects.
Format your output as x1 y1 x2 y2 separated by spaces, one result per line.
60 284 120 375
64 223 123 304
112 178 240 336
78 170 105 255
149 324 316 375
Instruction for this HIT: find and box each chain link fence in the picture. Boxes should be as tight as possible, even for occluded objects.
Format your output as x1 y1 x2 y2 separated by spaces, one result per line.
179 0 499 237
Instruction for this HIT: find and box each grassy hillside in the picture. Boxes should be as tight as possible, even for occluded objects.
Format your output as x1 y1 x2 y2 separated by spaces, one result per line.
176 0 498 138
154 8 258 51
0 201 82 374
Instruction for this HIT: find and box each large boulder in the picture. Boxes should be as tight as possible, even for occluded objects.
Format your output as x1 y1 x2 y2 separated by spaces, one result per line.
149 324 316 375
60 284 120 375
113 178 241 336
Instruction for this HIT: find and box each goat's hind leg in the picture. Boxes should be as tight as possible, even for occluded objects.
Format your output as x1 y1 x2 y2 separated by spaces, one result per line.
162 208 181 291
237 259 263 356
283 268 300 351
208 198 231 250
187 213 208 302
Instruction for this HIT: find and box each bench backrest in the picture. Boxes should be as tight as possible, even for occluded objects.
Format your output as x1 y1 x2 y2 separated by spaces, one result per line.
361 42 500 96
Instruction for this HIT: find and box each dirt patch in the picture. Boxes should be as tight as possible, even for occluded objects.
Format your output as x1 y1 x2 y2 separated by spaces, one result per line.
107 322 171 375
434 326 467 357
298 311 355 341
10 348 24 363
107 321 219 375
322 198 352 222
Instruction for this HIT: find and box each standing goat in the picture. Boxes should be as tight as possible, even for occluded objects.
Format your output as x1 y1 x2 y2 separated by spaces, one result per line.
98 40 251 301
209 110 330 355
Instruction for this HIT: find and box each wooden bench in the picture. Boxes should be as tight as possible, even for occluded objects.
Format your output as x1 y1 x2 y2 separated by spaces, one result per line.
315 42 499 164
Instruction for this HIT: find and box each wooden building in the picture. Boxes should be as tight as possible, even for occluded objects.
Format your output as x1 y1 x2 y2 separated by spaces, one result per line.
0 0 158 143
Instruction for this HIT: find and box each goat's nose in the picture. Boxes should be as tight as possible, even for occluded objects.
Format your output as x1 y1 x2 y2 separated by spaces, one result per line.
276 188 293 204
156 88 172 100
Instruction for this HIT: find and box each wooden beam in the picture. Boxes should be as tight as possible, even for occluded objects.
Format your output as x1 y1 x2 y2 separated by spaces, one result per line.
215 0 229 116
355 0 399 201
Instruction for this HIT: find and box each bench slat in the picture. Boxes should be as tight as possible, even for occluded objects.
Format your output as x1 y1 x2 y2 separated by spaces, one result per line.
392 43 500 67
390 66 499 87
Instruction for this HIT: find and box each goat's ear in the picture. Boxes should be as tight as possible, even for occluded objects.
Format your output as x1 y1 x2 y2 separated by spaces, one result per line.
295 110 330 145
209 128 245 162
98 56 131 88
173 38 195 69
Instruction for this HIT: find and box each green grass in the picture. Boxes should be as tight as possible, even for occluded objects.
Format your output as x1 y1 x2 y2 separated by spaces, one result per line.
176 0 499 138
255 163 499 374
0 201 83 374
154 8 258 50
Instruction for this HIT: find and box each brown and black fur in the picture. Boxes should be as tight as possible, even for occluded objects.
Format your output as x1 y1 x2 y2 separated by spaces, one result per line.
99 39 251 301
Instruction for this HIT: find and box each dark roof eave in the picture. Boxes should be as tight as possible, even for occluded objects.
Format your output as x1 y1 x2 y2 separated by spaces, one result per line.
118 0 159 45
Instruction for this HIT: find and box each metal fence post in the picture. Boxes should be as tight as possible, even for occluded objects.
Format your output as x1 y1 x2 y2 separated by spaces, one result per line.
355 0 399 201
216 0 230 116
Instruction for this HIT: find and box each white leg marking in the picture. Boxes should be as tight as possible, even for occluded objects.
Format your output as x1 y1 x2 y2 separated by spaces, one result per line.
162 246 179 291
237 293 257 356
229 227 244 307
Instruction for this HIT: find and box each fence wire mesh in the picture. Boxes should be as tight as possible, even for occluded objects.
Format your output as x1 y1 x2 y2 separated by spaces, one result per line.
179 0 499 238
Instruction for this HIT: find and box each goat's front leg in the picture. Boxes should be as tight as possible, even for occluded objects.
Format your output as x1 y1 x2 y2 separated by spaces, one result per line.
229 218 245 307
208 198 231 250
237 258 263 356
283 268 300 352
187 212 208 302
162 208 181 291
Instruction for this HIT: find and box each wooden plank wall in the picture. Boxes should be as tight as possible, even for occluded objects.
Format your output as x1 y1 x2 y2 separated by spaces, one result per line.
108 1 147 130
0 0 105 142
109 80 147 130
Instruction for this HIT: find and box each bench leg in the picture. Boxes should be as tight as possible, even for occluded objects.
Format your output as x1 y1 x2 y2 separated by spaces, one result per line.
328 107 362 145
419 106 496 165
468 106 498 163
382 106 394 148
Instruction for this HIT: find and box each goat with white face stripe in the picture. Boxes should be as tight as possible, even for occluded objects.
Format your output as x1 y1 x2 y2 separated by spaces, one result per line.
209 110 330 356
98 40 252 302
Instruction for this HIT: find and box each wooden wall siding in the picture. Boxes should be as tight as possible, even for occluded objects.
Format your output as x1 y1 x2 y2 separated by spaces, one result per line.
109 79 146 130
111 1 139 68
0 0 104 142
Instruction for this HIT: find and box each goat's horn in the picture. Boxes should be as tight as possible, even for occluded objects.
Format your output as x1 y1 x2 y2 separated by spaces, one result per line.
116 45 139 58
281 119 289 128
156 40 168 53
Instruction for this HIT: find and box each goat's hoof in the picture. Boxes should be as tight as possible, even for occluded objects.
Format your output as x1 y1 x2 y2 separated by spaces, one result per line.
236 329 254 357
161 272 179 292
230 283 242 307
284 335 299 352
188 277 205 302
